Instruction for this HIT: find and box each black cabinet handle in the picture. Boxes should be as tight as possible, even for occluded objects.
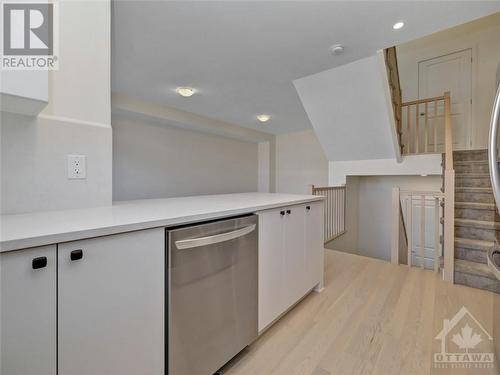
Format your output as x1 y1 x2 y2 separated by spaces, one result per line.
280 210 285 216
70 249 83 261
306 206 311 210
32 256 47 269
286 209 291 215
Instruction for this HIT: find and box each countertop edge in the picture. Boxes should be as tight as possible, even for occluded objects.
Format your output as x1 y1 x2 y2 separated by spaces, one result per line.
0 195 325 252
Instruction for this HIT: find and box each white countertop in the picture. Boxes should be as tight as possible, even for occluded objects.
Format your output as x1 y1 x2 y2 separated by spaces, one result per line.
0 193 323 252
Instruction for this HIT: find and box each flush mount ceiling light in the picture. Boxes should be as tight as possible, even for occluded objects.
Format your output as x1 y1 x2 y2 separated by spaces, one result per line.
176 87 196 97
257 114 271 123
393 21 405 30
330 44 344 55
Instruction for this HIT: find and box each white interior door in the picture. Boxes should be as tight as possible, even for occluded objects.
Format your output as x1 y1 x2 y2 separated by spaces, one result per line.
418 49 472 151
401 196 441 270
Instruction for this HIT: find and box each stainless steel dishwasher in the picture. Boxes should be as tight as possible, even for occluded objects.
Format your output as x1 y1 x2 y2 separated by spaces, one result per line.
167 214 258 375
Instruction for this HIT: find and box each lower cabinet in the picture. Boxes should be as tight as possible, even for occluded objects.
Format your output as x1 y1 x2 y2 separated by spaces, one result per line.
58 228 165 375
257 202 324 332
1 245 57 375
0 228 165 375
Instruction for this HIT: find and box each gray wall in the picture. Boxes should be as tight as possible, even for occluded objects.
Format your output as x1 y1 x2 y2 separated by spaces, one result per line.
0 1 111 215
112 114 258 201
275 129 328 194
328 175 442 261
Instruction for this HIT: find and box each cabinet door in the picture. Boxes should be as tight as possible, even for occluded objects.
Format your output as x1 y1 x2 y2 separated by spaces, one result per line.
58 228 164 375
283 205 306 309
257 208 285 332
305 201 324 290
0 246 56 375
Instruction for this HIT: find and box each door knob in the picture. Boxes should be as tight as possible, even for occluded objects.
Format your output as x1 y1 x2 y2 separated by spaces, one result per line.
70 249 83 261
286 209 291 215
306 206 311 210
280 211 285 216
32 256 47 269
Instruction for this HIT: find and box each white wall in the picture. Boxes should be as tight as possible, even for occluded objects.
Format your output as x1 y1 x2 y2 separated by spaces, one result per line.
0 0 112 214
397 12 500 150
294 55 397 162
275 129 328 194
327 175 442 261
112 114 258 201
329 154 443 185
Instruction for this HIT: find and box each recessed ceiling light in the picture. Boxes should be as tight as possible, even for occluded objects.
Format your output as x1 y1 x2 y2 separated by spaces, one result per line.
257 114 271 123
176 87 195 97
421 174 428 177
393 21 405 30
330 44 344 55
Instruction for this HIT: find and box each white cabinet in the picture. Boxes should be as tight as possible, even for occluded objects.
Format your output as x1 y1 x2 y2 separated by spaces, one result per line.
0 245 57 375
257 202 324 332
58 228 165 375
283 206 306 310
258 207 286 332
305 201 324 290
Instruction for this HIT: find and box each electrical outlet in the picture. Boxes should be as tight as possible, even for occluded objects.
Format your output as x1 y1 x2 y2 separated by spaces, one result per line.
67 155 86 179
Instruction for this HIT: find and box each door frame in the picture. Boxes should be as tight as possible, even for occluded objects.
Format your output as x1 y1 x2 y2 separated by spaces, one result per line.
417 48 475 150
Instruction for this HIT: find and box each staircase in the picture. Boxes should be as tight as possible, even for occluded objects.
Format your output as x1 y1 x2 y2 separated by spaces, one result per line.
453 149 500 293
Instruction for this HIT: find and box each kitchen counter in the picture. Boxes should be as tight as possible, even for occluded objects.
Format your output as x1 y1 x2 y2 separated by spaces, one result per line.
0 192 323 252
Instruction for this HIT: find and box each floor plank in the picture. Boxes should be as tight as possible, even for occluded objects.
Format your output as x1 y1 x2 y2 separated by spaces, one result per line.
224 250 498 375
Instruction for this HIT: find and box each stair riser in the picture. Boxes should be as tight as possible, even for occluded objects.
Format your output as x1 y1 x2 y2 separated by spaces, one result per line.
455 271 500 293
455 192 494 203
454 163 490 173
454 247 488 264
454 226 498 242
453 150 488 162
455 177 491 188
455 208 497 221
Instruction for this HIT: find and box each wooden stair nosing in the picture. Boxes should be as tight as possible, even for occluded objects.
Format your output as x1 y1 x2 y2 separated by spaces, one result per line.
455 259 497 280
454 202 496 210
454 218 500 230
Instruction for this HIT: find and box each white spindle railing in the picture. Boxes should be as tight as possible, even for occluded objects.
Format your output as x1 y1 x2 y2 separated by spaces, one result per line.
311 185 346 243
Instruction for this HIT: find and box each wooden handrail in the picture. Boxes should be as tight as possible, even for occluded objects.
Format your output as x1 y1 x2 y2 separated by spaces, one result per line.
384 47 403 154
401 95 445 107
443 92 453 170
442 91 454 282
311 185 345 191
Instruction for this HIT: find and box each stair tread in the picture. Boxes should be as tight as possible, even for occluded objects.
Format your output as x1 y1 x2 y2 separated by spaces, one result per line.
455 173 490 177
455 259 496 279
455 187 492 192
455 237 495 251
455 202 496 210
455 218 500 229
454 160 489 165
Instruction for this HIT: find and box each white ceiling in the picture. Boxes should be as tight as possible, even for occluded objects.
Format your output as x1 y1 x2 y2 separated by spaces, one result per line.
112 1 500 134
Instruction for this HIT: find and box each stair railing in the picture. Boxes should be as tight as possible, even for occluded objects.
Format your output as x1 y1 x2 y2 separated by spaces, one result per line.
390 92 455 281
401 94 452 155
311 185 346 244
488 83 500 213
384 47 403 154
442 92 455 283
487 83 500 281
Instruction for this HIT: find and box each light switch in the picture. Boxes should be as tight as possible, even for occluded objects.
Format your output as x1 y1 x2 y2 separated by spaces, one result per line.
67 155 86 179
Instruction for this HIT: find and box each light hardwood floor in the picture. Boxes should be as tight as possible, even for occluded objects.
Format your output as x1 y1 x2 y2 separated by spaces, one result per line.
224 250 499 375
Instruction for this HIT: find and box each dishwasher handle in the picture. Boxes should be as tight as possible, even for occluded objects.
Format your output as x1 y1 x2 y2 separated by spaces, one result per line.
175 224 256 250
